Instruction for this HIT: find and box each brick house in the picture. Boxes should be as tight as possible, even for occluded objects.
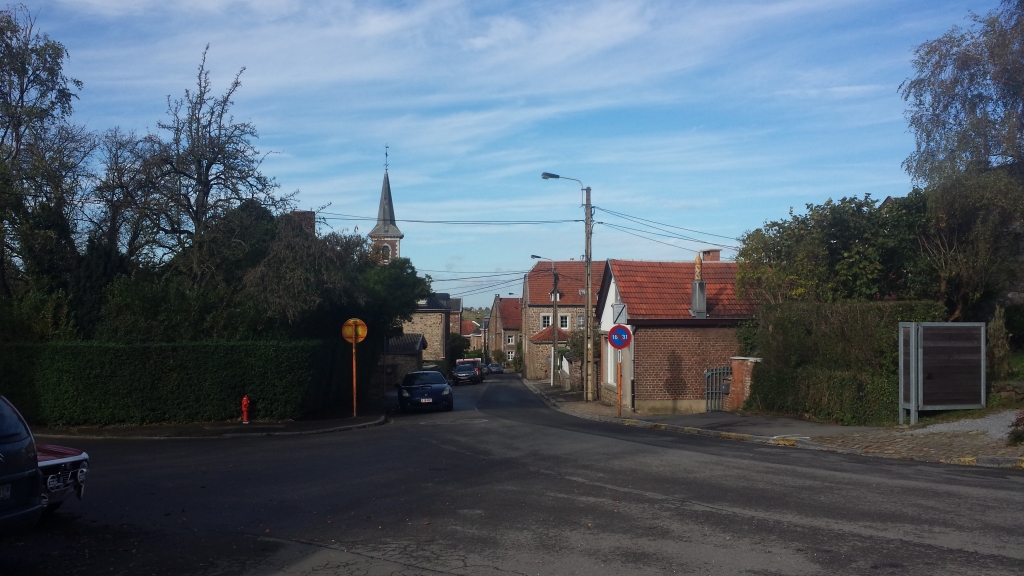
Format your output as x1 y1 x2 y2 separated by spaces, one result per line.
521 260 606 381
596 251 755 414
487 295 523 366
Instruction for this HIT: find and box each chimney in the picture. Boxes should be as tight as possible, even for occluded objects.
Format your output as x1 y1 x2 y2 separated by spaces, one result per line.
690 253 707 319
701 249 721 262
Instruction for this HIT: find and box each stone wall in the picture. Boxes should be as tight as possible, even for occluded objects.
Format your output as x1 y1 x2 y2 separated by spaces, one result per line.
991 381 1024 404
632 326 739 414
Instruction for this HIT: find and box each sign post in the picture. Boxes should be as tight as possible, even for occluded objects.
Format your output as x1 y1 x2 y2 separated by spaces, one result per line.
608 324 632 418
342 318 368 417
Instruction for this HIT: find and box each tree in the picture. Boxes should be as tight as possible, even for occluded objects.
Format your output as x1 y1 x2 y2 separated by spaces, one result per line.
152 47 292 285
902 1 1024 185
736 194 931 304
0 6 81 296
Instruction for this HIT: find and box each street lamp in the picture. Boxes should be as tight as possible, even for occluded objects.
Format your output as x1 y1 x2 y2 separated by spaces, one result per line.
531 255 560 388
541 172 595 401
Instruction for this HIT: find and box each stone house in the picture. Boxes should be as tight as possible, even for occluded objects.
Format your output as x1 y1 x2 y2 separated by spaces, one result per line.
521 260 606 381
596 251 756 414
488 295 523 366
374 333 428 393
402 293 457 365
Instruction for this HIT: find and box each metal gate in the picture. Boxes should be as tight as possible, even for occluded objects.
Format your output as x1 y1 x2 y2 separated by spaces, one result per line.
705 366 732 412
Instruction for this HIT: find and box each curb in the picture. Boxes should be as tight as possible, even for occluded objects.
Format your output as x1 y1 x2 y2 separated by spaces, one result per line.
520 378 1024 470
35 415 388 441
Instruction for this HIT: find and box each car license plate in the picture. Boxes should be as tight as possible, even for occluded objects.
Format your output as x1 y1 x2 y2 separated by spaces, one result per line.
0 484 9 500
420 398 433 403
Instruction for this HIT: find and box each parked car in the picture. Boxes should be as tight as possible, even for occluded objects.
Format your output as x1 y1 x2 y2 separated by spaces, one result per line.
452 363 480 385
456 358 485 382
37 444 88 513
488 364 504 374
0 396 43 535
398 371 454 412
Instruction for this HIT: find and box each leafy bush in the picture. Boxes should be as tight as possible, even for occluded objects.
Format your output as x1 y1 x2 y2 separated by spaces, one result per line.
1009 410 1024 446
0 341 356 426
745 301 946 425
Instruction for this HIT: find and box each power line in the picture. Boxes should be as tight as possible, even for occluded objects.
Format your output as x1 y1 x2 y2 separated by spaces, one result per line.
598 221 740 250
599 221 701 253
321 211 581 225
429 271 528 282
451 277 523 298
595 206 741 242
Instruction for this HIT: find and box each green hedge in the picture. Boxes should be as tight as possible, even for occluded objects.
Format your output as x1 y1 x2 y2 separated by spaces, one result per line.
0 341 354 426
746 301 946 425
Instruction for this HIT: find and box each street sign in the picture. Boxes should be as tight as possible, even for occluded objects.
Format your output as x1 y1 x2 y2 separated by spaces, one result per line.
342 318 368 344
342 318 368 417
608 324 632 349
612 303 628 325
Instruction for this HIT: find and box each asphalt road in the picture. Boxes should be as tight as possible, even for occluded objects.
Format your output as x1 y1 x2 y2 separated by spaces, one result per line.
3 374 1023 575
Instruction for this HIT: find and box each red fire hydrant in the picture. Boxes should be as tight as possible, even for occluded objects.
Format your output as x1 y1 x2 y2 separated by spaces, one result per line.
241 395 250 424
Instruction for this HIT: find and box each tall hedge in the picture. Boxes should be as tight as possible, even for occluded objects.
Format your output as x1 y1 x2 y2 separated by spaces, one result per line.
0 341 357 426
747 301 946 425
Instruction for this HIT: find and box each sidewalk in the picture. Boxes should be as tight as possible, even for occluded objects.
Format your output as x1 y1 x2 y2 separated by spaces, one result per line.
33 413 386 440
522 377 1024 469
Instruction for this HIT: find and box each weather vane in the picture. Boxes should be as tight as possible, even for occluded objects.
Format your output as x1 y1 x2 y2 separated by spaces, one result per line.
384 143 389 172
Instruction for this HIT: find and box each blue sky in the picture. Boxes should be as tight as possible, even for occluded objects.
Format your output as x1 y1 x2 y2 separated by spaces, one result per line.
39 0 997 306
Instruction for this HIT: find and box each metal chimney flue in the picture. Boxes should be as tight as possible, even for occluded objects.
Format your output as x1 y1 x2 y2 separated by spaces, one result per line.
690 253 707 319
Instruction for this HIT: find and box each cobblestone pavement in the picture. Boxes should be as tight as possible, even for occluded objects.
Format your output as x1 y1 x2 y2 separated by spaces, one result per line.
814 428 1024 459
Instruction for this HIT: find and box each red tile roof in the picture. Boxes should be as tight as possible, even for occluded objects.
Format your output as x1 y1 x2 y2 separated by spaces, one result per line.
498 297 522 330
460 320 478 336
606 260 755 320
529 325 572 344
526 261 606 307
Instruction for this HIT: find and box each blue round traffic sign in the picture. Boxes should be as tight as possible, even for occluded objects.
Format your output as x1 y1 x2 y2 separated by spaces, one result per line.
608 324 632 349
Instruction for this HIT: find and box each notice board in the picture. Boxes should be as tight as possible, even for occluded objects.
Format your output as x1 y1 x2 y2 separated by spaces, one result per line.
899 322 986 424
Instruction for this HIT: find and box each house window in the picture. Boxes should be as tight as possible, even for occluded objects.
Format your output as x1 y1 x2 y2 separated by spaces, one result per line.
577 315 585 327
507 350 515 361
507 335 514 345
559 315 569 329
541 315 551 328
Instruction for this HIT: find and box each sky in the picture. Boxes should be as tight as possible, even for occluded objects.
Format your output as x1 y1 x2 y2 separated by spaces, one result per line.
37 0 1000 306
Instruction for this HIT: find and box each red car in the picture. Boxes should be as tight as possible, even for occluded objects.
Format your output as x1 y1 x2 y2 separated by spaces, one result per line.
37 444 88 513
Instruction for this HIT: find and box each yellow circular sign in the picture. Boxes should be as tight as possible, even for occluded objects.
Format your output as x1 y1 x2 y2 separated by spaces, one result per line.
342 318 368 344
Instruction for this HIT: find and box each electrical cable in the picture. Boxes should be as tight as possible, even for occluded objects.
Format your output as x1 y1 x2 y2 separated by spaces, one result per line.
595 206 741 241
321 211 581 225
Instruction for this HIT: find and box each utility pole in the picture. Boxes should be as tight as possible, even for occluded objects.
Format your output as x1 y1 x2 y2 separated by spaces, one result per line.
551 266 560 388
584 187 595 401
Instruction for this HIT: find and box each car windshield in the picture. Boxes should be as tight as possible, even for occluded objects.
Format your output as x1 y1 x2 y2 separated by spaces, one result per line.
0 397 29 442
455 365 476 373
401 372 447 386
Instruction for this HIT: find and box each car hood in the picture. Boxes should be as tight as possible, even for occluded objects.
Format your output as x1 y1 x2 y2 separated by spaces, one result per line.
37 444 88 465
402 383 450 392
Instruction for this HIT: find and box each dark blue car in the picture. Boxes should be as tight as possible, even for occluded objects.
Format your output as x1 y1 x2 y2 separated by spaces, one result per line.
398 371 454 412
0 396 43 536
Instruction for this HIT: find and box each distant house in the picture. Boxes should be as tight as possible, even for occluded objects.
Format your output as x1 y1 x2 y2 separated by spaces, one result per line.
488 295 523 366
596 250 755 414
521 260 607 381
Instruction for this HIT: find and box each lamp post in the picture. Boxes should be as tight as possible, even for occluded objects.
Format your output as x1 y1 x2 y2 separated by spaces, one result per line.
531 255 559 388
541 172 595 401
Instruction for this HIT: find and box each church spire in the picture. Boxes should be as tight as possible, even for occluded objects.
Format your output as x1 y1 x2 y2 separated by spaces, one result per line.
369 170 403 239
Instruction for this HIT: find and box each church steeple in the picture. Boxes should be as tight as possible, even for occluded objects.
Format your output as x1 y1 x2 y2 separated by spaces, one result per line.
369 155 403 261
